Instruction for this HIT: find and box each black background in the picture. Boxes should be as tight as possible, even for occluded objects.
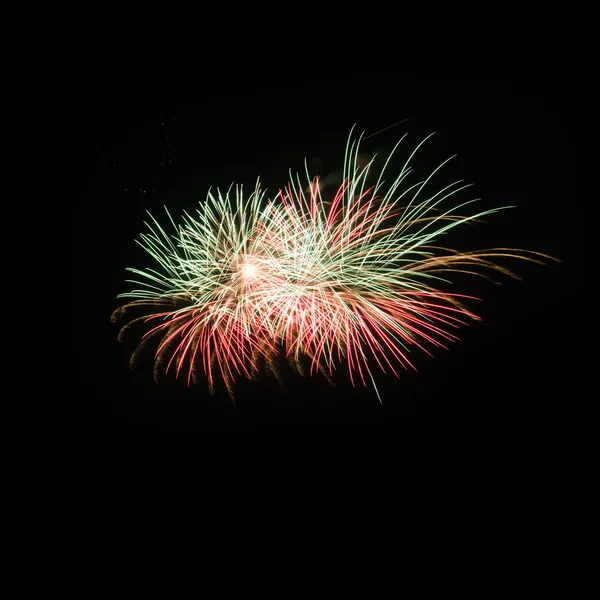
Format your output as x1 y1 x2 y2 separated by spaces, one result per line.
65 55 578 441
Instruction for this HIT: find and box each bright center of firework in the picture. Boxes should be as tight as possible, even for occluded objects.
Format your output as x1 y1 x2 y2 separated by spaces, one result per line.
242 263 257 278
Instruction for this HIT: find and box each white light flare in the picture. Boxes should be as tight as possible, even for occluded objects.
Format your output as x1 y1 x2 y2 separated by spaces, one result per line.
242 263 257 279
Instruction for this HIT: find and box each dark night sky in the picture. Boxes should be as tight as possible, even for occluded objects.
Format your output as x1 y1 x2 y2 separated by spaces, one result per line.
66 55 578 441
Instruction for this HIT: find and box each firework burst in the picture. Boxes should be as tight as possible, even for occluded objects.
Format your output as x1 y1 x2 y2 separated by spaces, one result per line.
112 127 551 402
